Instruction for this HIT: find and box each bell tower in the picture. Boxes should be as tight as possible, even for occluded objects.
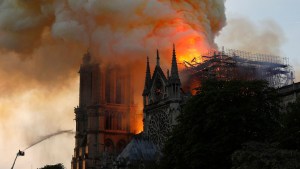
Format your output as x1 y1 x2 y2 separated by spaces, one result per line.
71 51 138 169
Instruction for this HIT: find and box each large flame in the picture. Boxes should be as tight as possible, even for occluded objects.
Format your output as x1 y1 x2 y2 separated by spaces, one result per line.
134 114 144 134
179 48 202 64
171 23 211 65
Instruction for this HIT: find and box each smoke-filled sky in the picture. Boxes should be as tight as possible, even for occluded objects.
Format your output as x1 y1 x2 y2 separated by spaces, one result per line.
0 0 299 169
216 0 300 80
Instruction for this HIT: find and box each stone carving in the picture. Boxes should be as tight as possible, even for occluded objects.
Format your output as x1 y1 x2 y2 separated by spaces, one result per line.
148 110 171 149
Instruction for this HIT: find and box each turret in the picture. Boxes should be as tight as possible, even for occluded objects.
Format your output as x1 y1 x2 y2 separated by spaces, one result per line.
170 44 180 81
79 51 100 107
143 56 151 105
83 49 91 65
168 44 181 99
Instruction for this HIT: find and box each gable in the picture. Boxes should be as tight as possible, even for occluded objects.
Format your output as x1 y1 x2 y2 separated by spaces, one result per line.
148 66 168 103
150 66 167 89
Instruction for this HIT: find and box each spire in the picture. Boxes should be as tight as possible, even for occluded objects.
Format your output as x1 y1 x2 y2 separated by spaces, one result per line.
156 49 160 67
146 56 151 84
143 56 151 95
170 44 179 79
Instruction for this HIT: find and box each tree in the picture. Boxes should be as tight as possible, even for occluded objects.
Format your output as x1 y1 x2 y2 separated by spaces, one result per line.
279 98 300 150
231 142 300 169
39 163 65 169
159 80 281 169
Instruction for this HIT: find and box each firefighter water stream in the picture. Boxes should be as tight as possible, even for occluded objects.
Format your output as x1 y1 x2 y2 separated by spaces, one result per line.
11 130 75 169
23 130 74 151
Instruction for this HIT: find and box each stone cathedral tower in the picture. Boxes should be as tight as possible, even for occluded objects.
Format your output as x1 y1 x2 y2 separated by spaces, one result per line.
71 51 137 169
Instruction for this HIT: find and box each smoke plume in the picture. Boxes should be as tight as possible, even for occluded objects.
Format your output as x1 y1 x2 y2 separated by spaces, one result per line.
216 18 285 55
0 0 226 168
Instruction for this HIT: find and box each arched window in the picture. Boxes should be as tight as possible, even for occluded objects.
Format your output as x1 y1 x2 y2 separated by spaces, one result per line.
105 67 111 103
116 140 126 153
105 111 112 130
104 139 114 153
116 73 122 104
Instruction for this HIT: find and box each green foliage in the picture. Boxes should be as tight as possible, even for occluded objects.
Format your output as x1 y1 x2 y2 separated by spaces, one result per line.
39 163 65 169
159 80 281 169
232 142 300 169
279 98 300 150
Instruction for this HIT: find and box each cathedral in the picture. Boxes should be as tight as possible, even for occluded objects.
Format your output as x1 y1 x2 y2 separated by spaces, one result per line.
71 45 184 169
71 42 299 169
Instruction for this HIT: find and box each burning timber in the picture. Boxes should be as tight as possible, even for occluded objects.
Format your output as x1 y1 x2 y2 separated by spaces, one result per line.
181 48 294 94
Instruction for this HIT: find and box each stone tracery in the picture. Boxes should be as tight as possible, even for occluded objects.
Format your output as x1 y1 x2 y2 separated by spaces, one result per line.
148 110 172 149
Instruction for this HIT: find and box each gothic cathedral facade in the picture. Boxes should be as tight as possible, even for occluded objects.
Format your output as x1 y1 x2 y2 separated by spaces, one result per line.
143 45 183 149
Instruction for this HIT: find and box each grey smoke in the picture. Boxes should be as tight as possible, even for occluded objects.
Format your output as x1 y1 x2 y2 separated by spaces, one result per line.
216 18 285 55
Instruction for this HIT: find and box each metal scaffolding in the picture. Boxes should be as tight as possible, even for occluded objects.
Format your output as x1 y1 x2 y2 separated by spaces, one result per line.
181 48 294 90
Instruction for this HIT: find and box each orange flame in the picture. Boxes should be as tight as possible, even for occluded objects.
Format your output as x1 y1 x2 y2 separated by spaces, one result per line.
135 121 143 134
179 48 202 64
133 115 143 134
176 36 205 66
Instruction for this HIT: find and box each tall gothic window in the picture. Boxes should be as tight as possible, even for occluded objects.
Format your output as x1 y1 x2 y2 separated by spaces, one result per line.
105 112 125 131
105 68 111 103
117 113 122 130
116 76 122 104
105 112 112 130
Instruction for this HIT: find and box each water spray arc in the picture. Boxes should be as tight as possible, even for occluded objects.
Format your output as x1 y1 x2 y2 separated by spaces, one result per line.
24 130 74 151
10 130 74 169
